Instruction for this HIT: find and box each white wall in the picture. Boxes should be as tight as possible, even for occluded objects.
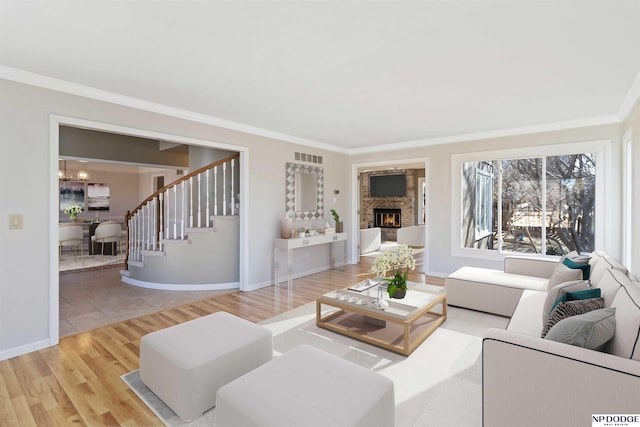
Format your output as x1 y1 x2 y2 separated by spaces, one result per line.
350 123 624 277
622 98 640 276
137 168 182 204
0 79 350 359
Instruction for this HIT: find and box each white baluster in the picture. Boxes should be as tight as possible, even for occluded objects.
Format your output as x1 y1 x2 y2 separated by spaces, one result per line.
135 213 138 259
130 216 135 261
141 208 144 254
181 181 185 239
173 185 177 239
164 189 169 241
138 212 142 259
214 166 218 217
152 198 157 250
231 159 235 216
144 204 149 250
189 177 193 228
148 203 152 250
206 169 210 227
197 173 202 228
159 192 164 251
223 162 227 215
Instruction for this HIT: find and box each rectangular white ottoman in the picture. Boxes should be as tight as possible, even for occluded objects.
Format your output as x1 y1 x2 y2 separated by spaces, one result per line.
140 311 273 421
215 344 395 427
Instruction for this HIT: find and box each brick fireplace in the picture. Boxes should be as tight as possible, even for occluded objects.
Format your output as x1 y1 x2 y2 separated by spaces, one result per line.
360 169 424 241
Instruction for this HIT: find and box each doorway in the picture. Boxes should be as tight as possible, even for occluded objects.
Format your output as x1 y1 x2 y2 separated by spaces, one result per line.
50 114 249 345
351 158 429 270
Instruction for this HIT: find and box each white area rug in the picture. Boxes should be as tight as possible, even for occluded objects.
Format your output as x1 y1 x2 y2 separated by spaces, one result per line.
122 301 508 427
59 251 125 271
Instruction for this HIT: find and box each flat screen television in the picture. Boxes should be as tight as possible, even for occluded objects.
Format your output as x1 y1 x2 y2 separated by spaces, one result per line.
369 174 406 197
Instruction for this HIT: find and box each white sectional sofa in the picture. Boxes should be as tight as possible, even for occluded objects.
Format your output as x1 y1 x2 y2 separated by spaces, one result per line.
396 225 425 247
359 227 382 254
446 252 640 427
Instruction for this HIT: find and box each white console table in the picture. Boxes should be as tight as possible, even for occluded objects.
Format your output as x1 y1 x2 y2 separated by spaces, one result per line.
274 233 347 288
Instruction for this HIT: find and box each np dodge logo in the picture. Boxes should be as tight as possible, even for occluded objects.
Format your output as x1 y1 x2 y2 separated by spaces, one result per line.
593 414 640 427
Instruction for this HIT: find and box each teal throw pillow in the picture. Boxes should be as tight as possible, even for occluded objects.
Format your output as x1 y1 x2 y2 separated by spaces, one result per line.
545 307 616 350
562 257 591 280
549 288 602 315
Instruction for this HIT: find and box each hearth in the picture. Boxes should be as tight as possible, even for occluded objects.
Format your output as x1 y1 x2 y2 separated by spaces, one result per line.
373 208 401 228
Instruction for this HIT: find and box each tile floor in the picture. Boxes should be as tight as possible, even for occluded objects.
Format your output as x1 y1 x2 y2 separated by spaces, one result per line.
59 265 233 337
59 249 125 272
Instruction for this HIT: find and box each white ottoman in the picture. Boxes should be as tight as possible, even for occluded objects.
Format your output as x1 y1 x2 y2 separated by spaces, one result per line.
140 311 273 421
215 344 395 427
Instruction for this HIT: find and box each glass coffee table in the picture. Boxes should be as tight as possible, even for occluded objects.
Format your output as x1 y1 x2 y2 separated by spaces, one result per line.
316 280 447 356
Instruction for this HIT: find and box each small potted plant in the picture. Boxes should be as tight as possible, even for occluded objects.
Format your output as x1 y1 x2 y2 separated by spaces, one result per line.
64 205 83 222
371 244 417 299
330 209 343 233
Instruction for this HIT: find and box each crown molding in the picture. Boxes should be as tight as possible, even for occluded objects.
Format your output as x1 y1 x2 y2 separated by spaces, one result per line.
1 65 634 156
0 65 348 154
618 70 640 121
347 115 621 155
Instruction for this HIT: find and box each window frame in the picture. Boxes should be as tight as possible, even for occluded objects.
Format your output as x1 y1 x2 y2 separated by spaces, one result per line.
451 140 610 261
474 168 493 240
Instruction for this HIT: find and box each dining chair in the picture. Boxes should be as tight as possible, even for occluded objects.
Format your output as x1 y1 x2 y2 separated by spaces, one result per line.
91 221 122 256
59 223 84 264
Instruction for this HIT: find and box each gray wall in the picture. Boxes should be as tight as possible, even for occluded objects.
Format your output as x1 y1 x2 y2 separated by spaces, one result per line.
60 126 189 167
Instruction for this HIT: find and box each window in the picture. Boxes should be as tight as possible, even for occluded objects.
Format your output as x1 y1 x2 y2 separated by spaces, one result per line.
455 142 606 258
475 169 493 240
545 154 596 255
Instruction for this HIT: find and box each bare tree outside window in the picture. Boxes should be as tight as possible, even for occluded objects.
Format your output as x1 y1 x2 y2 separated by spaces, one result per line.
545 154 596 254
462 153 596 255
499 158 542 254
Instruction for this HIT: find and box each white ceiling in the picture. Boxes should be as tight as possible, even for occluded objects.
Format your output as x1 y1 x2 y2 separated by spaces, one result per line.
2 1 640 153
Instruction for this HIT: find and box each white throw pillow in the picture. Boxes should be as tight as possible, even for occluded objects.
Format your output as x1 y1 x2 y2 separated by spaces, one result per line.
547 263 583 290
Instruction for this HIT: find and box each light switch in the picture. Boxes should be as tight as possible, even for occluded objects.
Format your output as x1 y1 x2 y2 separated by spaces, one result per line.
9 214 23 229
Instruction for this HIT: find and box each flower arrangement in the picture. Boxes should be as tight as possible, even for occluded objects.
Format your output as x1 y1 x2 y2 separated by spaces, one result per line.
371 244 416 298
64 205 83 221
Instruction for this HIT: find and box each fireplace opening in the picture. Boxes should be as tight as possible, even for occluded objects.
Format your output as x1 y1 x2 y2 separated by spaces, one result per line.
373 208 401 228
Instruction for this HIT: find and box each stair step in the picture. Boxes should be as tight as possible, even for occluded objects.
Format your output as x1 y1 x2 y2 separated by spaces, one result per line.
141 249 165 257
162 238 191 246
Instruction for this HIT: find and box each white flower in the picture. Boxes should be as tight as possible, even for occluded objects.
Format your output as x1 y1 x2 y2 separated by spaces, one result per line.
64 205 83 215
371 244 416 277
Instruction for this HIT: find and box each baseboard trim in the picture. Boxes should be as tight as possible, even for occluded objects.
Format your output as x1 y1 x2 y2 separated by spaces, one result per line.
0 338 52 361
121 275 239 291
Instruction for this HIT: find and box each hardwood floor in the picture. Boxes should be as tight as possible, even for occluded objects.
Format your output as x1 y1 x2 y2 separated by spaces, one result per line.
1 252 443 426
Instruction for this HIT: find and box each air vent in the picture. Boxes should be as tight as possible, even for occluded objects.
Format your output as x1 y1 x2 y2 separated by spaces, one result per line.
294 152 322 164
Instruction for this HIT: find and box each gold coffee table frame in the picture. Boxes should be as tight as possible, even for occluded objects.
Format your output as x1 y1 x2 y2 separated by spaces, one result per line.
316 282 447 356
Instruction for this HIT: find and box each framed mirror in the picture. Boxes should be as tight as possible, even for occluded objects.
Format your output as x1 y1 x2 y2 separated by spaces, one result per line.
286 162 324 220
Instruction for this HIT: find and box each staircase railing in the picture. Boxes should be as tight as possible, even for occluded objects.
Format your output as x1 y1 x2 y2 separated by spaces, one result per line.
124 153 240 269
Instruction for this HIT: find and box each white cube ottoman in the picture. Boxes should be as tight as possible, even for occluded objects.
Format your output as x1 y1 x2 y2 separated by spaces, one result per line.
215 344 395 427
140 311 273 421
